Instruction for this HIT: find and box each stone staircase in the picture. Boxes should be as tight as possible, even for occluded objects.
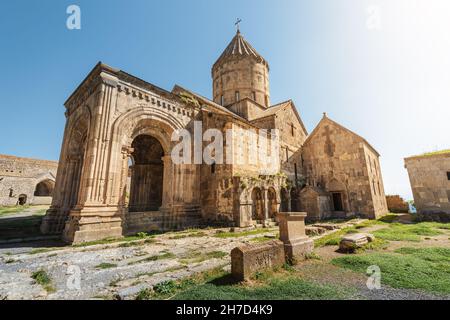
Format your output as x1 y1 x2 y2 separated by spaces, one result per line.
254 218 278 228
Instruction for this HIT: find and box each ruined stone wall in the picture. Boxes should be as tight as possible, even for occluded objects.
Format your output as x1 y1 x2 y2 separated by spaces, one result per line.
301 119 387 219
0 154 58 206
405 153 450 214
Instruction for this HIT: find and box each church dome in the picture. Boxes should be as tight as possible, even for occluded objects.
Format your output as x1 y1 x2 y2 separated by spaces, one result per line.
212 30 270 108
212 30 269 71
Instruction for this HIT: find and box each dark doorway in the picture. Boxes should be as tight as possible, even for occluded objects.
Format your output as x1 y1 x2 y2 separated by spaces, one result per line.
280 188 289 212
251 188 264 220
18 194 27 206
128 135 164 212
290 188 299 212
332 192 344 211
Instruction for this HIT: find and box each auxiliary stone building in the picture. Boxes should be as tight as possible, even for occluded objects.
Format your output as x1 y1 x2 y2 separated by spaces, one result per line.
0 154 58 206
405 150 450 217
41 29 388 243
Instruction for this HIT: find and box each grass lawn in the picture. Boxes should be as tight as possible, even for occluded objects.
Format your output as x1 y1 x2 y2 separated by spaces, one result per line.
373 223 443 242
136 267 355 300
214 228 275 239
332 247 450 294
0 205 30 217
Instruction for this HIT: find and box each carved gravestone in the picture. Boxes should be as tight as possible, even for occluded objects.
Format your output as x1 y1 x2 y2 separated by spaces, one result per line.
231 240 285 281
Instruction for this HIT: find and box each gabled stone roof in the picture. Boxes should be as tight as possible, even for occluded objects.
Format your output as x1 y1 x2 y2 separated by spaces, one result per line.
213 30 268 70
303 114 380 157
251 100 309 136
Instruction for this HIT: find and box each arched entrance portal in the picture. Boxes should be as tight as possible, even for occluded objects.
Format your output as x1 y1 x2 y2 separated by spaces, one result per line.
34 179 55 197
128 135 164 212
251 187 264 221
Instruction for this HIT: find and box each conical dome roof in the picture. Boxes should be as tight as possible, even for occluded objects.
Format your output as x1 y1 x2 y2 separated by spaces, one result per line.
213 30 269 70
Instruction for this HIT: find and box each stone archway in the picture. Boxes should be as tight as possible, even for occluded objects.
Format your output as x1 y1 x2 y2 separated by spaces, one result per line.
34 179 55 197
128 135 164 212
251 187 264 221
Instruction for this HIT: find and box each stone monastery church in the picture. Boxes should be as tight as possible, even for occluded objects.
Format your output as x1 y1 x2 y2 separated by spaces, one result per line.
41 29 388 243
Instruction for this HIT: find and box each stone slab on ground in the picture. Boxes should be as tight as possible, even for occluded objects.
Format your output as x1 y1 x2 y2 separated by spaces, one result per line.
339 233 374 252
231 240 285 281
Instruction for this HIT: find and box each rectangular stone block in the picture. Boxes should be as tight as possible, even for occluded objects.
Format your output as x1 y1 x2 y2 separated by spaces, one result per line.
231 240 285 281
278 212 314 262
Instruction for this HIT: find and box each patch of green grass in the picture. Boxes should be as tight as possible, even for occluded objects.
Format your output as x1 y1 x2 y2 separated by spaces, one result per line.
0 205 30 216
249 236 273 243
173 277 352 300
214 228 274 239
355 238 389 253
305 252 322 260
332 247 450 294
29 248 62 255
73 233 156 248
169 231 207 240
314 227 357 247
416 149 450 157
179 250 228 265
378 214 400 223
31 270 55 293
128 252 176 265
373 223 442 242
136 266 352 300
118 238 156 247
95 263 117 269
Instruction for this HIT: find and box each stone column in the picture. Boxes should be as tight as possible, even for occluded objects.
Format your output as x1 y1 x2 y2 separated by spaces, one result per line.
62 73 123 244
161 155 174 209
277 212 313 262
262 187 269 222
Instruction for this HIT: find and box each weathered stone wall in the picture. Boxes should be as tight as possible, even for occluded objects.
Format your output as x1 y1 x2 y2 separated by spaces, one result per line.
301 117 388 219
0 154 58 206
274 105 307 183
405 153 450 214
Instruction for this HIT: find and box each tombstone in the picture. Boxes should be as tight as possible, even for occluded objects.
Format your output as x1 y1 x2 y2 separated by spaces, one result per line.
231 240 285 281
339 233 375 252
277 212 314 262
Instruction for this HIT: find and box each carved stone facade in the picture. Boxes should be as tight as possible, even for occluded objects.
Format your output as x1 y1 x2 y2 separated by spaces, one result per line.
0 154 57 206
41 30 387 243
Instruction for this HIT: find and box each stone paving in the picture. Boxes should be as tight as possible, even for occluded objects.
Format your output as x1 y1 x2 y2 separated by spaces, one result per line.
0 212 367 300
0 227 278 300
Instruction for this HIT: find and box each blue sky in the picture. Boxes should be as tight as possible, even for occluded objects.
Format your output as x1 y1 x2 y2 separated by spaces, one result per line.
1 0 449 199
